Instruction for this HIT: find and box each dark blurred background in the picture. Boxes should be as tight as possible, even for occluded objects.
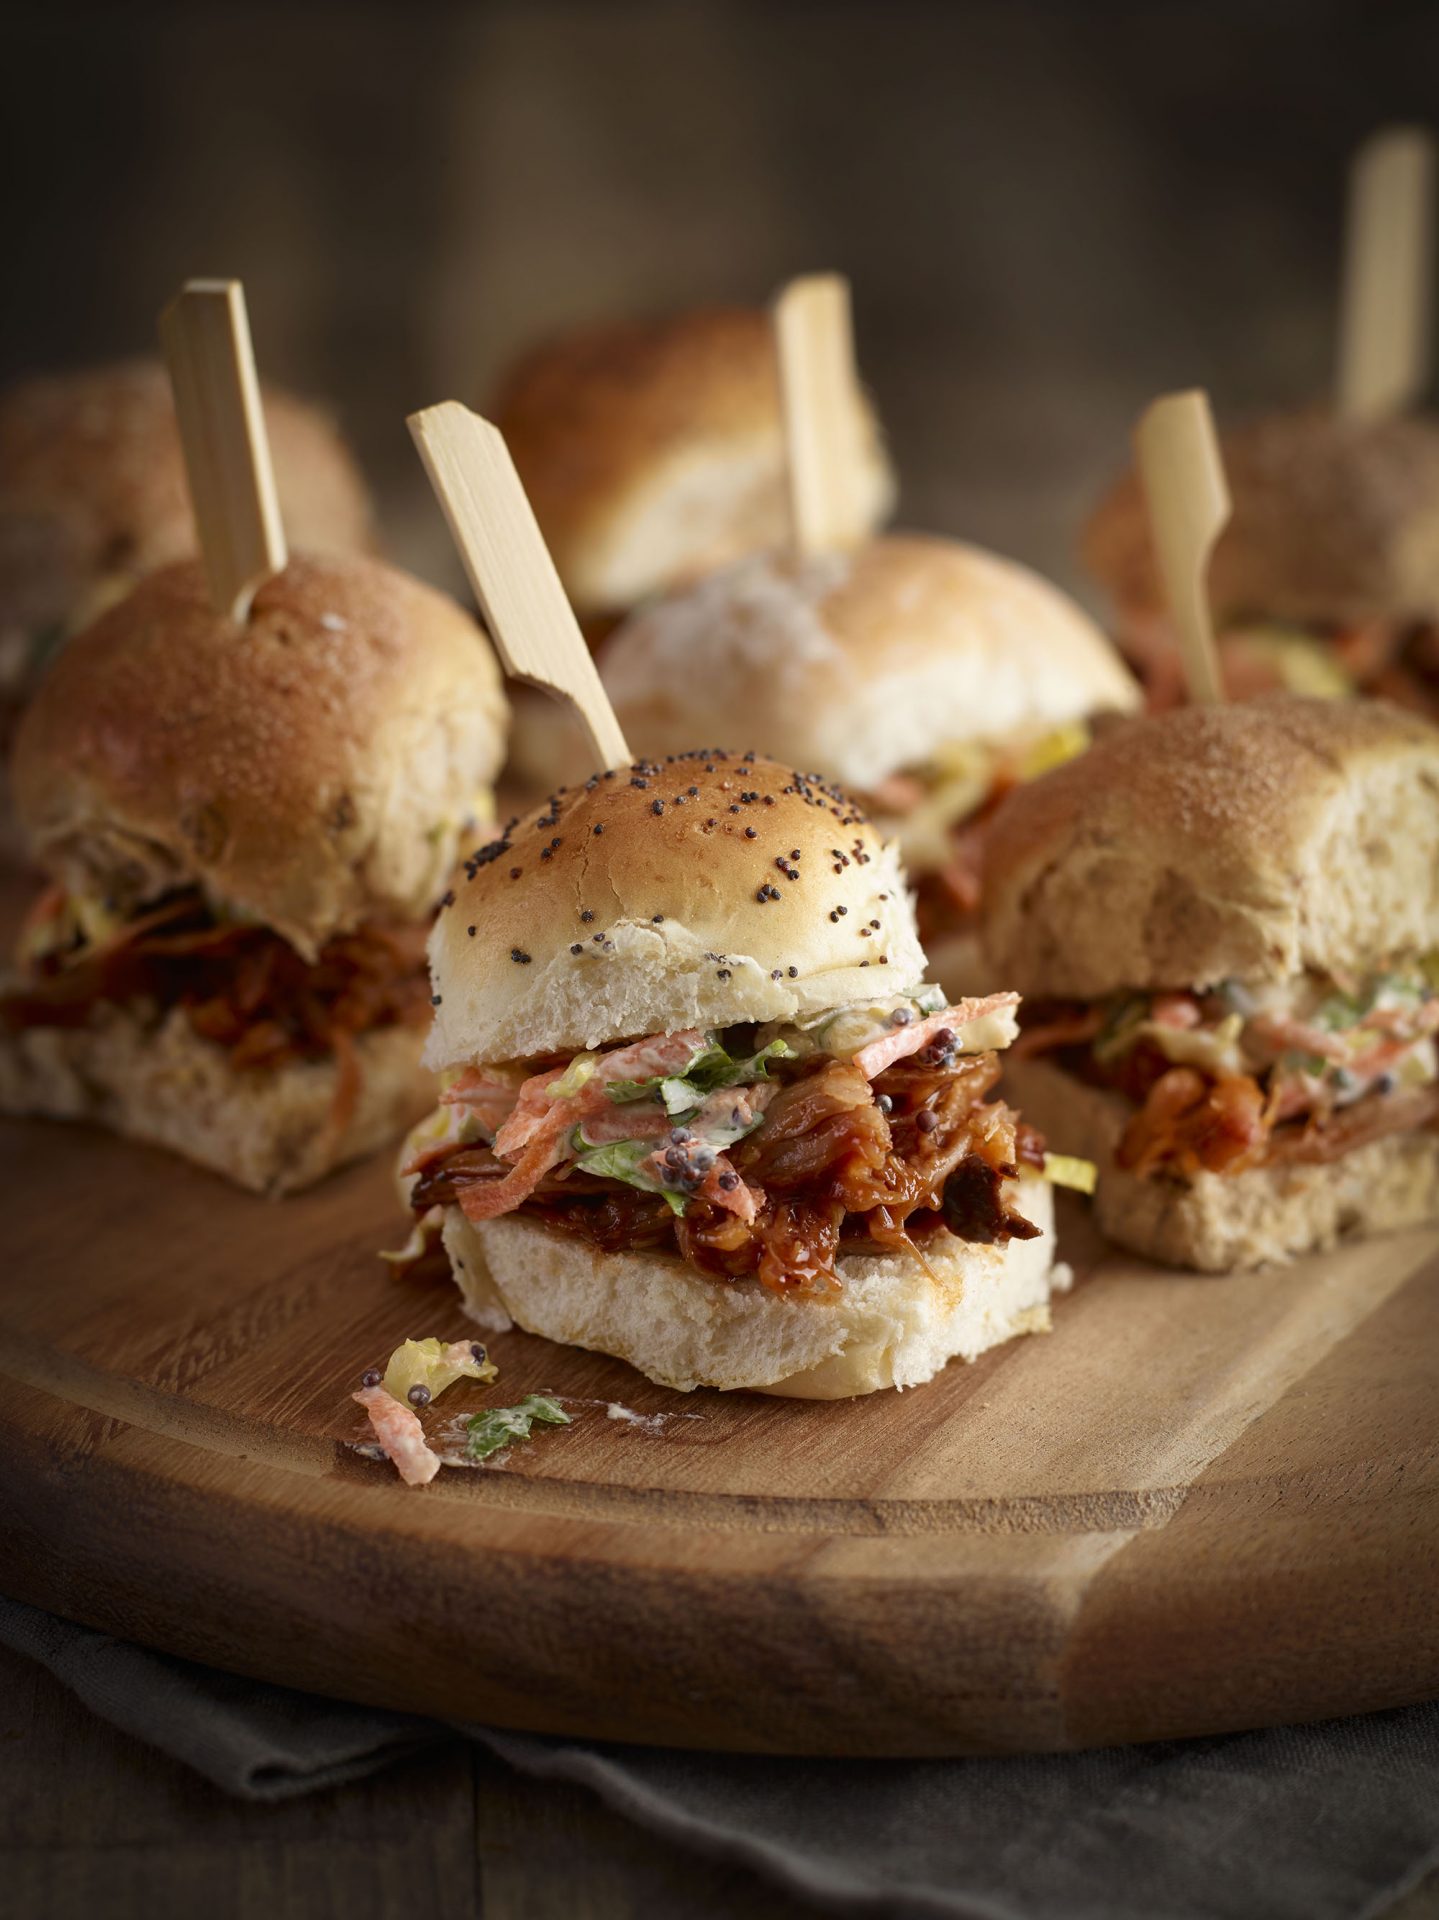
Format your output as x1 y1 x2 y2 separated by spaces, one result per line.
4 0 1439 607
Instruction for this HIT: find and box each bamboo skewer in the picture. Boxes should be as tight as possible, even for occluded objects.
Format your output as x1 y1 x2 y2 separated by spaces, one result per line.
1134 389 1232 706
409 401 631 770
773 273 870 558
1337 126 1435 420
160 279 287 621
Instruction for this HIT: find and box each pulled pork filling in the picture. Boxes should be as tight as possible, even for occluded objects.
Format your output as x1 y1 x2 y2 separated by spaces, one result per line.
1127 615 1439 719
861 723 1092 947
3 884 432 1091
1016 966 1439 1178
404 990 1049 1298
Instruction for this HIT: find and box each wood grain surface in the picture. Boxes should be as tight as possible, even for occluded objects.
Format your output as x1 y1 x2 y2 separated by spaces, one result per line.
1 1104 1436 1757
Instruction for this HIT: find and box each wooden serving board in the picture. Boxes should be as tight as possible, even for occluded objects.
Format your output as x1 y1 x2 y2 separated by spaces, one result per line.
1 1112 1437 1757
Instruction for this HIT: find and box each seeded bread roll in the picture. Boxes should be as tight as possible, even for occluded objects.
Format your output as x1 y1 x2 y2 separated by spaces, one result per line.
441 1176 1059 1396
13 554 509 958
0 358 376 669
427 753 927 1067
1084 407 1439 631
602 535 1139 793
980 695 1439 998
491 307 895 619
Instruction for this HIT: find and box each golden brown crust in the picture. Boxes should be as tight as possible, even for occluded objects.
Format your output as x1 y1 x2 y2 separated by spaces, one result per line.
0 359 376 656
426 751 927 1065
1084 407 1439 630
980 694 1439 995
494 309 779 545
490 308 893 615
604 534 1138 790
14 554 508 955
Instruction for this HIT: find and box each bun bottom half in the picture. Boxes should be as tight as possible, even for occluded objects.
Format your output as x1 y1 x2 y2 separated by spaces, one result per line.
1005 1055 1439 1273
439 1175 1059 1398
0 1002 433 1196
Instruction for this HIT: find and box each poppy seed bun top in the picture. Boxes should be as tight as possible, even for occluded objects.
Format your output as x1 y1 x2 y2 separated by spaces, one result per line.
0 359 376 663
1084 408 1439 630
602 535 1140 792
14 554 509 959
426 752 927 1067
980 694 1439 997
491 307 895 618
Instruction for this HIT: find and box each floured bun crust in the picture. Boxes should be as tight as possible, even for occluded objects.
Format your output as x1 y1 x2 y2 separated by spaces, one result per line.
426 752 927 1066
0 358 376 659
981 695 1439 997
13 554 509 958
603 535 1139 791
1084 407 1439 629
491 307 895 617
441 1174 1058 1396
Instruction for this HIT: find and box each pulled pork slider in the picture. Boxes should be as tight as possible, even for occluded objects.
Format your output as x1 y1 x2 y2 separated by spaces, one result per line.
982 695 1439 1271
491 306 894 625
399 751 1076 1398
1 553 508 1194
492 305 896 795
1084 408 1439 713
600 535 1139 995
0 359 376 777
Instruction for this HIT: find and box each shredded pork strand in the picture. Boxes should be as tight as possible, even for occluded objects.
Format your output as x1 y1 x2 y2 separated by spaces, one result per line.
3 886 431 1074
1135 615 1439 721
1018 987 1439 1179
413 1027 1045 1298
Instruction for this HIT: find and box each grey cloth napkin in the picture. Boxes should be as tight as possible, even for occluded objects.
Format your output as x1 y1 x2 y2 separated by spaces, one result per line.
4 1591 1437 1920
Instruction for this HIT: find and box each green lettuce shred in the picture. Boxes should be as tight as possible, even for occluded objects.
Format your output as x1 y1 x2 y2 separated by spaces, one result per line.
606 1036 793 1110
551 1051 601 1099
465 1393 571 1462
570 1137 687 1213
1091 994 1148 1064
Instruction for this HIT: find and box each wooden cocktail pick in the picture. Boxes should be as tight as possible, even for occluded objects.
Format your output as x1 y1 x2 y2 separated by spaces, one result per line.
773 273 871 559
408 402 631 769
1134 389 1232 705
1337 126 1435 419
160 279 287 621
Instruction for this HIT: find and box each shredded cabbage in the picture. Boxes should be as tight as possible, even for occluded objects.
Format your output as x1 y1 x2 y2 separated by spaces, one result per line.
379 1207 446 1273
1224 625 1353 699
771 988 947 1059
552 1051 601 1099
605 1036 792 1109
1014 720 1091 781
1042 1153 1098 1195
382 1336 496 1404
